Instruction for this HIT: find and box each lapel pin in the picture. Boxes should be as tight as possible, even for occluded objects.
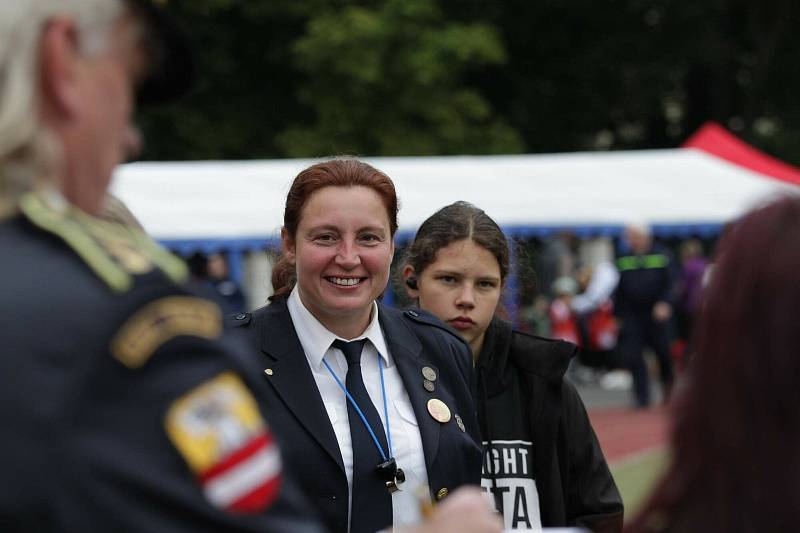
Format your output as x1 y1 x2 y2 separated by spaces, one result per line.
427 398 451 423
455 414 465 432
264 368 274 376
422 366 437 381
423 379 435 392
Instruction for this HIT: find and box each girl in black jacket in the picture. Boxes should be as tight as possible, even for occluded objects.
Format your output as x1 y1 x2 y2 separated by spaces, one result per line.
401 201 623 532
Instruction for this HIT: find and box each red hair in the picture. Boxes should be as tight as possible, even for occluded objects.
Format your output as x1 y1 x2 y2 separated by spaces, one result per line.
627 194 800 532
270 158 399 300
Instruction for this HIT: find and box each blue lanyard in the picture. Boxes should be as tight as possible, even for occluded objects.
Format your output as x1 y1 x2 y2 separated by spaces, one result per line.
322 348 394 461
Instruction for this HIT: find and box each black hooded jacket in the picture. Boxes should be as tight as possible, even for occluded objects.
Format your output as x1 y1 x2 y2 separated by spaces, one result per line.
476 317 623 532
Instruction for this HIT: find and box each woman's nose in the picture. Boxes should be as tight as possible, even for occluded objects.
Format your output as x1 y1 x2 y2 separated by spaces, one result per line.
335 240 361 268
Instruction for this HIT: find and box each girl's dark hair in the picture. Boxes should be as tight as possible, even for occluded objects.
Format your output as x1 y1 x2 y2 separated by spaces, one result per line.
270 158 399 301
403 201 509 283
627 195 800 533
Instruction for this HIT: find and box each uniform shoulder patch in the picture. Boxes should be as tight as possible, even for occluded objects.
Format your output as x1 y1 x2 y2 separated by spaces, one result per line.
19 192 187 292
165 372 282 513
111 296 222 368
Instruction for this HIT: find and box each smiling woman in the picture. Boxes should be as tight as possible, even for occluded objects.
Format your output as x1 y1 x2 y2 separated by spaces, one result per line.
231 158 483 533
282 184 394 339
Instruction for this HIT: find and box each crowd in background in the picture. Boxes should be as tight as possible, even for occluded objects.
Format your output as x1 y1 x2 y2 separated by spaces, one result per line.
516 230 713 408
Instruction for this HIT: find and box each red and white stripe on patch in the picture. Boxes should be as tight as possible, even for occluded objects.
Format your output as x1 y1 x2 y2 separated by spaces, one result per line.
200 432 282 513
165 372 283 514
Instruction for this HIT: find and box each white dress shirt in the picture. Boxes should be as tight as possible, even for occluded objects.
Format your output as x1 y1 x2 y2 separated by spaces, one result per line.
287 288 428 530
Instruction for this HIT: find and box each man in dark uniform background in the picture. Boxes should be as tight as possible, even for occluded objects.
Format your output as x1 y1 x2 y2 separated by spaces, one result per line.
614 221 676 408
0 2 500 532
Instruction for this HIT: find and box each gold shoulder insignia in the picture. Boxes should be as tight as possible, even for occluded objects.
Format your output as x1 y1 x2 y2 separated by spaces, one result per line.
111 296 222 368
165 372 282 513
19 192 187 292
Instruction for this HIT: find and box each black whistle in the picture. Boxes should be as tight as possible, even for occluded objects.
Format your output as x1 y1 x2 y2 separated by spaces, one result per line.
376 458 405 493
375 458 398 481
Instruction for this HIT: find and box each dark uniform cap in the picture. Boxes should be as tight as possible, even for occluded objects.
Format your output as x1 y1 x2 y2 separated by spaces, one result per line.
124 0 195 104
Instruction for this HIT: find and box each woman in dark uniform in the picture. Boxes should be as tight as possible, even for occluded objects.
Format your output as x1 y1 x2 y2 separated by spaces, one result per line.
401 201 623 532
232 159 482 533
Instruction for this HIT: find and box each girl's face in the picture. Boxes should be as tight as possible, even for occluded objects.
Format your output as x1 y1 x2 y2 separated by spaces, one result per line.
282 185 394 339
404 239 502 357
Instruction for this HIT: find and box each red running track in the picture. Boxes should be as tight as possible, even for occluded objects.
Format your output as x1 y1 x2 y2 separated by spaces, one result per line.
587 406 669 464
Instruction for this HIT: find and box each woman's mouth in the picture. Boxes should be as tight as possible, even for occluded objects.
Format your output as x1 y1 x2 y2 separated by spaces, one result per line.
448 317 475 330
325 276 365 287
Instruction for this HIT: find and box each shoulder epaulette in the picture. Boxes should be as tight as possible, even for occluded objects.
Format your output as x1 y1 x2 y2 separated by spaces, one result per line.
111 296 222 368
403 309 468 346
19 192 187 293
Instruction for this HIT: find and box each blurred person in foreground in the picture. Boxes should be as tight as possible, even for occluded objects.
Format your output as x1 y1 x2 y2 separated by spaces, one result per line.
0 2 499 532
627 195 800 533
614 221 676 408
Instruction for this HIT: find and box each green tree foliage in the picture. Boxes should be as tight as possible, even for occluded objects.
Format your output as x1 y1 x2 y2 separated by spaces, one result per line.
277 0 523 156
459 0 800 158
139 0 800 164
137 0 308 160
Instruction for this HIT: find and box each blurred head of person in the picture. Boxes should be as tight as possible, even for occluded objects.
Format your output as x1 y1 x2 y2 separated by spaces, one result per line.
628 194 800 533
624 220 652 255
271 158 398 339
401 201 509 358
679 238 704 264
0 0 191 216
208 252 229 280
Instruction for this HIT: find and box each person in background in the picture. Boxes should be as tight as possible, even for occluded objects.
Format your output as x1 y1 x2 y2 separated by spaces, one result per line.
672 239 709 369
571 262 628 390
614 221 676 408
0 2 500 532
538 231 579 300
232 159 485 533
627 195 800 533
208 252 247 313
548 275 581 346
401 201 623 532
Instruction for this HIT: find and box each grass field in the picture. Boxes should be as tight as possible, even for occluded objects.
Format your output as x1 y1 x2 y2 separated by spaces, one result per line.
610 448 668 520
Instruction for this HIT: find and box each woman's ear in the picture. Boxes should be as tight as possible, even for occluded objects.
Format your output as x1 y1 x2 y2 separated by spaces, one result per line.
280 228 296 265
401 265 419 298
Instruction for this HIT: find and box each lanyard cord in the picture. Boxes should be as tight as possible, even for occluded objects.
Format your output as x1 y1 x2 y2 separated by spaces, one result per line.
322 350 394 461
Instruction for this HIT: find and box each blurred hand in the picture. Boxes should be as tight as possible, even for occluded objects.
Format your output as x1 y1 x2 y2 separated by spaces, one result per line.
398 487 502 533
653 301 672 322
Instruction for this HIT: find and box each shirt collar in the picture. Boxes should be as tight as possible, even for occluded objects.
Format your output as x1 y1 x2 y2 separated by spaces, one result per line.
287 287 390 370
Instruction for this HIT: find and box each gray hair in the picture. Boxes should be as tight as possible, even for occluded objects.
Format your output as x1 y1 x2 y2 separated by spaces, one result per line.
0 0 125 213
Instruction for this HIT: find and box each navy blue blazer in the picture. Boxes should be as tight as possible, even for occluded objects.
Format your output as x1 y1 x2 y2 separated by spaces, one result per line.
231 298 482 533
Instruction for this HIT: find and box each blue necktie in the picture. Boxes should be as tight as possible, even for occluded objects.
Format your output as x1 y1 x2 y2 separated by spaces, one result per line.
332 339 392 533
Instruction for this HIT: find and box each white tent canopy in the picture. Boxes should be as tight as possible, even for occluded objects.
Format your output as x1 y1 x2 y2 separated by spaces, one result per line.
111 148 795 248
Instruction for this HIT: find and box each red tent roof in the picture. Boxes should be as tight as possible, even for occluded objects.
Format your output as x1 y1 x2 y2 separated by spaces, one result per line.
683 121 800 186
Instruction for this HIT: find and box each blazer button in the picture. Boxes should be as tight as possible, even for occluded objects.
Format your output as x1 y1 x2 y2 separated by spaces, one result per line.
436 487 448 501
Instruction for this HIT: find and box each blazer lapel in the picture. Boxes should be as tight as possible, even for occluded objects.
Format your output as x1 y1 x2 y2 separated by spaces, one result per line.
257 300 345 472
378 306 441 471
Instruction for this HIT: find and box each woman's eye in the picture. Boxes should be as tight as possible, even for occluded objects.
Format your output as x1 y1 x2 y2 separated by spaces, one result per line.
314 234 335 243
